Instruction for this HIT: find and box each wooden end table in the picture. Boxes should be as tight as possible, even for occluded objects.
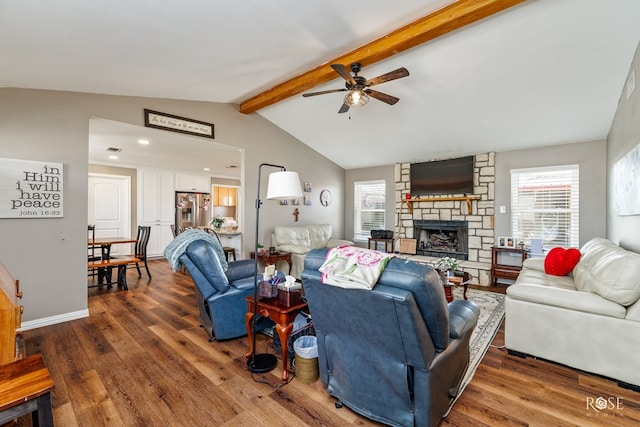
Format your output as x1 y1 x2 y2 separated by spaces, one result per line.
491 246 527 285
250 251 293 275
245 296 308 382
438 270 472 302
368 237 395 253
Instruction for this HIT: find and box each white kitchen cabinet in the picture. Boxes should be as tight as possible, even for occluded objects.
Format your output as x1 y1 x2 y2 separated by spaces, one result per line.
138 168 176 257
218 233 242 259
175 173 211 193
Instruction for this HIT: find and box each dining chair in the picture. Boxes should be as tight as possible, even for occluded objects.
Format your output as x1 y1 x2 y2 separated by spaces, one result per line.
111 226 152 279
133 226 152 278
204 228 236 262
88 225 98 259
88 225 101 278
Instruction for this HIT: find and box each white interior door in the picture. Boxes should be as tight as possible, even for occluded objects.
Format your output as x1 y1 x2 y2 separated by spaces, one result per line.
88 174 131 254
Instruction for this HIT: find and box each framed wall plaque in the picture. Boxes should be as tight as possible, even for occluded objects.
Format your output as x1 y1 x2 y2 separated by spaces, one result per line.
614 142 640 215
144 109 214 139
0 158 64 218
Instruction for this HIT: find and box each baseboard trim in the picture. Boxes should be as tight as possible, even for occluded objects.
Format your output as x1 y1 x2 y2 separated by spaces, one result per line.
618 381 640 392
19 309 90 331
507 349 528 358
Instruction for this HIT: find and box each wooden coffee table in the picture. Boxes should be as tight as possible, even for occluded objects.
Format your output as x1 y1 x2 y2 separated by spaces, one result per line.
245 296 308 382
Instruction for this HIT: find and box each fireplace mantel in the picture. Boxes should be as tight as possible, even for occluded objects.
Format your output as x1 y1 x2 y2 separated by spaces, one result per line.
403 195 481 214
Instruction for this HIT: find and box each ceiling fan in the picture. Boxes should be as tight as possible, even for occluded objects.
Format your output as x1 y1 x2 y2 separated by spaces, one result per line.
303 62 409 114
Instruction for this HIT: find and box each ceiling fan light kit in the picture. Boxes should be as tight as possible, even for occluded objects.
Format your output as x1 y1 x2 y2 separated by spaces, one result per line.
303 62 409 113
344 89 369 108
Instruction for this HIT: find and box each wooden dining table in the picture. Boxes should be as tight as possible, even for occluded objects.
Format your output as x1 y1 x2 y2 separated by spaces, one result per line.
88 236 138 247
88 236 137 258
88 237 138 288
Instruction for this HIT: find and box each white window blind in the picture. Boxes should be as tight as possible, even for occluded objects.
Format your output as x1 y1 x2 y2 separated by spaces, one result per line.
354 180 386 241
511 165 579 250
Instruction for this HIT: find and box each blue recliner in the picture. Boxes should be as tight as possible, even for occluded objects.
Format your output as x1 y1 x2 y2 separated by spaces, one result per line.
301 248 480 427
179 239 260 341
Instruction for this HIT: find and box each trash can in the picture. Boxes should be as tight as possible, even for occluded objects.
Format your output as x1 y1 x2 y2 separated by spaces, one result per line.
293 335 319 383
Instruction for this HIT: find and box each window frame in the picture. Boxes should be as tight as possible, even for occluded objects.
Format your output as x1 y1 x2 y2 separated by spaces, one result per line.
510 165 579 251
353 179 386 242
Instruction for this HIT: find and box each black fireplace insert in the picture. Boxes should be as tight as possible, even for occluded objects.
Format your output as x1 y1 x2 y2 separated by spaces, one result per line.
413 220 468 260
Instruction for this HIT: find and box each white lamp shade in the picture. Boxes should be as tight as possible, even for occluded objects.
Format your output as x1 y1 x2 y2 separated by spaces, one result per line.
266 171 303 200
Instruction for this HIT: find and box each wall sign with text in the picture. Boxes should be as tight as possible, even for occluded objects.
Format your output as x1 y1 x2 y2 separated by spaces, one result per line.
144 109 214 139
0 158 64 218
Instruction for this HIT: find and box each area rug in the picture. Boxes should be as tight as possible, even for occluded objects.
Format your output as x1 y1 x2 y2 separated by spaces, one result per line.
446 287 505 413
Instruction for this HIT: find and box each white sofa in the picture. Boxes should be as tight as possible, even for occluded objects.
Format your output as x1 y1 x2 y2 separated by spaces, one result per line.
505 237 640 390
272 224 353 279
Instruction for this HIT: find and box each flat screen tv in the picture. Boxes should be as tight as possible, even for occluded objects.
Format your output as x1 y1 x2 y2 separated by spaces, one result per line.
410 156 474 196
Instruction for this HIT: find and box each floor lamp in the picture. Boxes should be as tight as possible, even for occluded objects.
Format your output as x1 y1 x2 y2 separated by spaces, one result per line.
247 163 303 373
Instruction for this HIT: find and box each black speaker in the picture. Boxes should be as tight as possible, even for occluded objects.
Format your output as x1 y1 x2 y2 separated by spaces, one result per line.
371 230 393 239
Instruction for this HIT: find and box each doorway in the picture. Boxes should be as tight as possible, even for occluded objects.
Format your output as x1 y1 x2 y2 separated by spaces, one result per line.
88 173 131 255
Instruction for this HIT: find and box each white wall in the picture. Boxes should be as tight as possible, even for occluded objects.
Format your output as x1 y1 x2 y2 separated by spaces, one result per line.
608 41 640 253
0 88 345 325
344 165 396 245
348 141 607 253
494 140 607 247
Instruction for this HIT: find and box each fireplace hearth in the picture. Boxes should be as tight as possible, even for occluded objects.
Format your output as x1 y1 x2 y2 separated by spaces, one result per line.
414 220 468 260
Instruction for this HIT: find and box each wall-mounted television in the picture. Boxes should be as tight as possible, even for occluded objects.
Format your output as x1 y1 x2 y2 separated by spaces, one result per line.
410 156 474 196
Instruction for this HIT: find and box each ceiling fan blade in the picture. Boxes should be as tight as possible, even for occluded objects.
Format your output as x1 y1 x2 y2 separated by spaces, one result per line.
331 64 356 85
338 103 350 114
302 88 348 97
366 67 410 87
366 89 400 105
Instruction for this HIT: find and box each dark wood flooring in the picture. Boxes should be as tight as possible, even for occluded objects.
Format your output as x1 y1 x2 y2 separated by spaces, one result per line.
8 260 640 426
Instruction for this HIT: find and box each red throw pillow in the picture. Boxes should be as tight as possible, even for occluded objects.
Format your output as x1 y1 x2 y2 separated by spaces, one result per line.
544 247 581 276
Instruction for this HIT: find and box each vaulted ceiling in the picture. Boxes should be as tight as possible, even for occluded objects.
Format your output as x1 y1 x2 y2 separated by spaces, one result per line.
2 0 640 172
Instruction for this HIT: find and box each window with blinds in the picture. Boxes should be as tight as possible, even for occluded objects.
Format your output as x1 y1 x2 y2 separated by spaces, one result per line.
354 180 386 241
510 165 579 250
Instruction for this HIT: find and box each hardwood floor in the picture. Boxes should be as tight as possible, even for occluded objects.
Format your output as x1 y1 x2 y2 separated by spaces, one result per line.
10 260 640 426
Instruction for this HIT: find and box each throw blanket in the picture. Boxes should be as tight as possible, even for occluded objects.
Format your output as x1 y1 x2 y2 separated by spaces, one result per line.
163 228 228 272
319 245 393 290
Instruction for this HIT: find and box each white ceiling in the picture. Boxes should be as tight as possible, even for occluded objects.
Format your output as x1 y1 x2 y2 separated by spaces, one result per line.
2 0 640 171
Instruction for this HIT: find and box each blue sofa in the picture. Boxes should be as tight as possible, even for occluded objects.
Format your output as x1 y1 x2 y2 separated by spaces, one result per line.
179 239 270 341
301 248 480 427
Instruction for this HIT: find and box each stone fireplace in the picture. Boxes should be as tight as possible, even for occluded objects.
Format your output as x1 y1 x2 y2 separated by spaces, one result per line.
395 152 496 285
414 220 468 259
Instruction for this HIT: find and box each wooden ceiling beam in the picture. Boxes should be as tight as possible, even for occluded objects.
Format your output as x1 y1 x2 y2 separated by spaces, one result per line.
238 0 526 114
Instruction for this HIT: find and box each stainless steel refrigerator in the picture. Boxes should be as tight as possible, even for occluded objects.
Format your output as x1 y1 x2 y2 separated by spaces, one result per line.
175 192 211 228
